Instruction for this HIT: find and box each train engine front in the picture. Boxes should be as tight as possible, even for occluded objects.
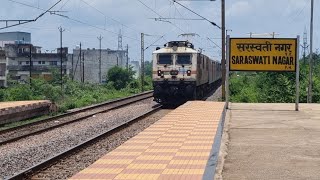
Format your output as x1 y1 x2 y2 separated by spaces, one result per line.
152 41 197 105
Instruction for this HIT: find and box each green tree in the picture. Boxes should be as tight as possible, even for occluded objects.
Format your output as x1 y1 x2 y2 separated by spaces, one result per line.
229 52 320 104
107 66 135 90
144 61 152 77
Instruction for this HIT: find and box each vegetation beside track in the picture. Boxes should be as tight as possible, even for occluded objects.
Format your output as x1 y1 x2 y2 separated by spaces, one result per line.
0 64 153 113
230 53 320 103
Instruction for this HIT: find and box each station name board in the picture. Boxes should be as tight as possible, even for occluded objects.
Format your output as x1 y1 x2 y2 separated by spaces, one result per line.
229 38 297 72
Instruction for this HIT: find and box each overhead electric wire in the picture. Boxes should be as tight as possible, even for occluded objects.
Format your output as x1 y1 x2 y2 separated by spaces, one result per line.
137 0 186 33
8 0 43 10
10 0 62 21
145 35 165 50
137 0 164 18
1 0 62 29
63 16 140 41
152 17 204 20
7 0 140 41
207 37 222 50
172 0 220 29
78 0 142 34
58 0 71 10
289 0 308 23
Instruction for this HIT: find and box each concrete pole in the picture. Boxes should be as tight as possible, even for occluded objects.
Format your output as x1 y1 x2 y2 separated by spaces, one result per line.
226 35 230 109
296 36 300 111
221 0 226 101
308 0 314 103
126 44 129 70
98 35 103 84
29 44 32 85
141 33 145 92
82 52 85 83
58 26 65 92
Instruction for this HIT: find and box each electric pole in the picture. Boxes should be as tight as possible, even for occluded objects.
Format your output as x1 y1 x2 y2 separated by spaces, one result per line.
308 0 314 103
71 54 74 81
221 0 226 101
79 42 82 82
98 35 103 84
82 52 85 83
126 44 129 70
141 33 145 92
29 44 32 85
58 26 65 92
118 29 123 50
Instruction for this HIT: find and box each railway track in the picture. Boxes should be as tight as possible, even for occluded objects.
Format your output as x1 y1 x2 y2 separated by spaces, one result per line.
6 105 163 180
0 91 153 146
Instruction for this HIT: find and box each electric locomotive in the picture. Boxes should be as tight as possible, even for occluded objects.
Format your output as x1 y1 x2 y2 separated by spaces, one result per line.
152 41 221 105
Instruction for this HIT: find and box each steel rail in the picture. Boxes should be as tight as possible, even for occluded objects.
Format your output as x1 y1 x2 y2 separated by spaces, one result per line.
0 91 154 146
6 105 162 180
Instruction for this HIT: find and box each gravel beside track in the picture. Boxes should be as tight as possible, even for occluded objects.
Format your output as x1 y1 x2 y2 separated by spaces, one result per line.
30 109 171 180
0 99 157 179
206 86 222 101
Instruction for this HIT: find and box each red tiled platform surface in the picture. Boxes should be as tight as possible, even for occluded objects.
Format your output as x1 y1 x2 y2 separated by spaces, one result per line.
70 101 225 180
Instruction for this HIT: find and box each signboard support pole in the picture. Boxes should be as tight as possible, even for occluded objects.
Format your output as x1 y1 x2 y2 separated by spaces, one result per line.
295 35 300 111
226 35 230 109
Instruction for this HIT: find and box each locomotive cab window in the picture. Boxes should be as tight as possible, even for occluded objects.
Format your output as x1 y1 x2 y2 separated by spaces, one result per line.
176 54 191 65
158 54 172 64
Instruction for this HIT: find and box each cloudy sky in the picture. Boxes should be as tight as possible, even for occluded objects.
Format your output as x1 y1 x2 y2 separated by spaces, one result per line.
0 0 319 62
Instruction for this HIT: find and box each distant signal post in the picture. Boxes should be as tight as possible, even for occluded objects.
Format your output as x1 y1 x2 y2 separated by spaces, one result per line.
226 37 300 111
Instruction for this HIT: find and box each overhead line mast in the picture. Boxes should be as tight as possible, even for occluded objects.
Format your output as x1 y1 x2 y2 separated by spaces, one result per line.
59 26 65 92
98 35 103 84
308 0 314 103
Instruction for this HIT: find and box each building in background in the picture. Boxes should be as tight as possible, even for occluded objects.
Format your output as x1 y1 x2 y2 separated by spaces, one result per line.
0 32 31 49
0 31 135 85
70 48 127 83
5 44 69 83
0 50 7 87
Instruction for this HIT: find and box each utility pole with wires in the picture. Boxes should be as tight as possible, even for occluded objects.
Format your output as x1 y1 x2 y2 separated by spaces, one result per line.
71 54 74 81
29 44 32 85
58 26 65 92
79 42 82 82
82 52 85 83
97 35 103 84
308 0 314 103
126 44 129 69
118 29 123 50
141 33 145 92
221 0 226 101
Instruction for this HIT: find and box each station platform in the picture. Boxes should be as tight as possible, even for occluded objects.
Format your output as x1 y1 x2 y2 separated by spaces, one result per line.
70 101 226 180
0 100 51 125
220 103 320 180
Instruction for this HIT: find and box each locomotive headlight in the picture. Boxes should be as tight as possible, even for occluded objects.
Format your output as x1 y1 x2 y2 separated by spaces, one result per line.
187 70 191 76
157 70 162 76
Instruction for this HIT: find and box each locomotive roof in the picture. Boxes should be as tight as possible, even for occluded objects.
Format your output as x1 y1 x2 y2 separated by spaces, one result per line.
153 46 198 54
153 41 198 54
166 41 194 48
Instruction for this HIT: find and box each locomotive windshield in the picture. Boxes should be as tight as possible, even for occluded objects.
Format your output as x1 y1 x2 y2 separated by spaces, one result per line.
158 54 172 64
177 54 191 64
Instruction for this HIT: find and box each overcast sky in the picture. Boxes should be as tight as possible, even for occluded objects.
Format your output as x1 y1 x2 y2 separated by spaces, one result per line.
0 0 319 62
